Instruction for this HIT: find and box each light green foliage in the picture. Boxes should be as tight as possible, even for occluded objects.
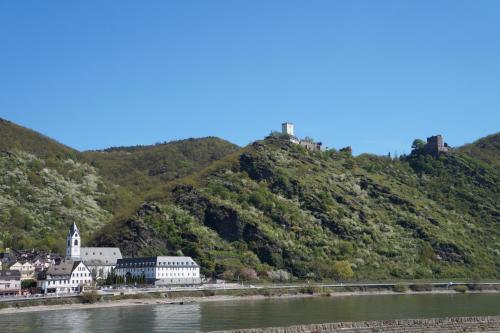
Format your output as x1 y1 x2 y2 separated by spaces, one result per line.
0 150 111 250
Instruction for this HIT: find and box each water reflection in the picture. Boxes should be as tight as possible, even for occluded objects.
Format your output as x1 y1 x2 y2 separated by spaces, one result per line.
0 303 202 333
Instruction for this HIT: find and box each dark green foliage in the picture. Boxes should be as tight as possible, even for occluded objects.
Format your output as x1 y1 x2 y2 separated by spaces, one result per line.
21 279 36 290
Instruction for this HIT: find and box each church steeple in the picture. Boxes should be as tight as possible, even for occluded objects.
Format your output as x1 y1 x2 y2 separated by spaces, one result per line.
66 223 81 260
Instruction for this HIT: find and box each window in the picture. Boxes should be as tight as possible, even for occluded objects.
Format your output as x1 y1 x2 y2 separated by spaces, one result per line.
74 239 78 246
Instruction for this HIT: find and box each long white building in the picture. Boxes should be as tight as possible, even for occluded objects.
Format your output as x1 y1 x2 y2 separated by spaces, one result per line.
115 256 201 286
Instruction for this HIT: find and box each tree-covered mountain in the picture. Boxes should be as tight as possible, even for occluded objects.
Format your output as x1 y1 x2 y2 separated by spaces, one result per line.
0 117 498 280
0 119 239 253
93 133 500 280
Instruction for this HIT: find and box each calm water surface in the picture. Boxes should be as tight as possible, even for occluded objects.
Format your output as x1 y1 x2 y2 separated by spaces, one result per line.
1 293 499 333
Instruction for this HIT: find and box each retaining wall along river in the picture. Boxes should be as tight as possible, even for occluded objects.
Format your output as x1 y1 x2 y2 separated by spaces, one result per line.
208 316 500 333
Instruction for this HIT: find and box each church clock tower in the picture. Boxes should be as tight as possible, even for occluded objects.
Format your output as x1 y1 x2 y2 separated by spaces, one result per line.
66 223 81 260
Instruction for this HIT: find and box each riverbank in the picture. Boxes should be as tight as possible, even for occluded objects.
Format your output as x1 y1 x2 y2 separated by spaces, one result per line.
1 288 499 315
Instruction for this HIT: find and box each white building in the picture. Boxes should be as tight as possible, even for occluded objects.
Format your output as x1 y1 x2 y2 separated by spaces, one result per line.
0 270 21 296
37 259 92 294
80 247 122 280
115 256 201 286
9 261 35 280
66 223 122 280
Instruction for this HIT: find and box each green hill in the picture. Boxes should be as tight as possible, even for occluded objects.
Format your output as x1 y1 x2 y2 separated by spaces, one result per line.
0 118 77 159
1 117 498 280
0 120 239 253
458 132 500 170
94 134 500 280
81 137 240 194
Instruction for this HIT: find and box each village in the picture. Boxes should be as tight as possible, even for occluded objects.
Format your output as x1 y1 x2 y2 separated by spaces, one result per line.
0 222 203 298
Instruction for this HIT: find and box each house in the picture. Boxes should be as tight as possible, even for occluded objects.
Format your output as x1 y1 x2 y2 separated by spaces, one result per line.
115 256 201 286
37 259 92 294
1 249 60 273
66 223 122 279
0 270 21 296
9 261 35 280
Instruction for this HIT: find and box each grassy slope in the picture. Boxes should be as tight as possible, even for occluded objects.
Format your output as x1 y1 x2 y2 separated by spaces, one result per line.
94 134 499 280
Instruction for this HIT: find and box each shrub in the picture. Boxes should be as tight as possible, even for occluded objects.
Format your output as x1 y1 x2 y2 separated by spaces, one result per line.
393 283 409 293
238 268 258 281
332 261 354 281
81 290 100 304
453 285 468 293
410 283 432 292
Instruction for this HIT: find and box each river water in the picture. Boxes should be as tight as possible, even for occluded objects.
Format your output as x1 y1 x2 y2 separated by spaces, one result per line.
1 293 499 332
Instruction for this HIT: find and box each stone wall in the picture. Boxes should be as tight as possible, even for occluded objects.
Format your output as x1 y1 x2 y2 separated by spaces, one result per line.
208 316 500 333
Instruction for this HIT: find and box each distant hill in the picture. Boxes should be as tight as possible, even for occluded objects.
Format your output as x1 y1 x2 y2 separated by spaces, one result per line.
82 137 240 194
459 133 500 170
94 134 500 280
0 118 77 158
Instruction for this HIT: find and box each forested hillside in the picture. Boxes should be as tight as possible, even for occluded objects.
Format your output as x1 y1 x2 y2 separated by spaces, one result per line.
0 119 239 252
0 117 498 280
93 133 500 280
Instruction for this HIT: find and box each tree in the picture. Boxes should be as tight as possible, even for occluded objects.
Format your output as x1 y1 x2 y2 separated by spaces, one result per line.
21 279 36 290
411 139 426 151
238 268 258 281
303 136 315 143
332 260 354 281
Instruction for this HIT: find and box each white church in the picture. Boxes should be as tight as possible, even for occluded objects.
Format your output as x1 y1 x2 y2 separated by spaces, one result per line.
37 223 122 293
66 223 123 280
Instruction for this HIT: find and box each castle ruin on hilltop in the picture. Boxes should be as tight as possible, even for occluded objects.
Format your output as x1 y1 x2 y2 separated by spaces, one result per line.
281 122 322 151
423 135 450 157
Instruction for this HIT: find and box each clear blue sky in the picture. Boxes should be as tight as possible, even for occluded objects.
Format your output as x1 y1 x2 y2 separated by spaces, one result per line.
1 1 499 155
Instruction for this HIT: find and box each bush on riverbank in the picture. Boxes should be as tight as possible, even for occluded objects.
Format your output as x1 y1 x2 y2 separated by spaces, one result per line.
410 283 433 292
453 285 468 293
81 290 100 304
393 283 409 292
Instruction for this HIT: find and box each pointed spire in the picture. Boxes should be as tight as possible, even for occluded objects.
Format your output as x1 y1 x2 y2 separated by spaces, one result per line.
69 222 79 236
